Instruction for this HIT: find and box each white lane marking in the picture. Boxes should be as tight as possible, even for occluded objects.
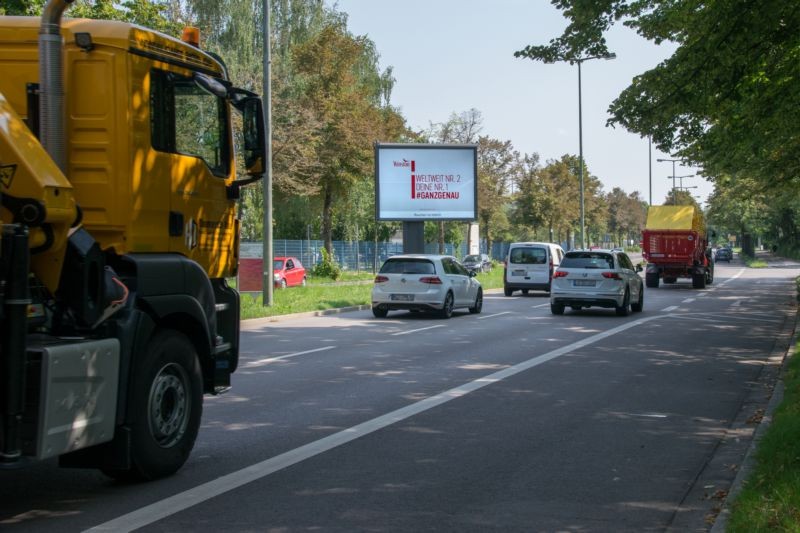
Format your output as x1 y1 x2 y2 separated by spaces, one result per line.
662 306 679 312
619 413 668 419
85 315 665 533
478 311 512 320
697 293 708 298
531 303 549 309
719 269 746 285
244 346 335 367
683 298 696 303
391 325 445 336
731 299 742 307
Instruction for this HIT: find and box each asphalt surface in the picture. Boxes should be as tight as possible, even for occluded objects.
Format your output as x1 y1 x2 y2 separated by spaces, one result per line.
1 257 797 532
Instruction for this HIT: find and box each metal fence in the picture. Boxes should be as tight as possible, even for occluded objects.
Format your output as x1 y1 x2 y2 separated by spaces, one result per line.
242 240 474 273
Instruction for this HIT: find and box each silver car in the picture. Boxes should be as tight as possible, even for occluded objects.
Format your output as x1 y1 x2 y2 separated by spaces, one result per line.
550 250 644 316
371 254 483 318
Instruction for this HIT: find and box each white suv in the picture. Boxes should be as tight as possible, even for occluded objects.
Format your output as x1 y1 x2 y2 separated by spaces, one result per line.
550 249 644 316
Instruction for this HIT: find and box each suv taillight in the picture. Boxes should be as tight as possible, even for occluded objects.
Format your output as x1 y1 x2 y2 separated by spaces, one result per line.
419 276 443 284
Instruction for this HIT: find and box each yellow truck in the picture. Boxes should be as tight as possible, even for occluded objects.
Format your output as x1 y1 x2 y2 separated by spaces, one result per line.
642 205 714 289
0 1 265 480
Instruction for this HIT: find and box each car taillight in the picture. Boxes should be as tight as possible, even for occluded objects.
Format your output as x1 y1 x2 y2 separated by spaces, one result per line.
553 271 569 278
602 272 622 280
374 275 389 283
419 276 443 284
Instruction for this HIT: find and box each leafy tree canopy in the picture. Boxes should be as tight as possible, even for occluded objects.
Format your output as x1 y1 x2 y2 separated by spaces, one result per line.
515 1 800 192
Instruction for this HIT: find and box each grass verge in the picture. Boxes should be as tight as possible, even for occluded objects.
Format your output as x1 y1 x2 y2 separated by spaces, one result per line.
239 264 505 319
744 256 769 268
727 277 800 531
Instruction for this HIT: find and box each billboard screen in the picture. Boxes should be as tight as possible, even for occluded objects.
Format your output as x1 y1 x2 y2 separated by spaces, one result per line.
375 143 478 221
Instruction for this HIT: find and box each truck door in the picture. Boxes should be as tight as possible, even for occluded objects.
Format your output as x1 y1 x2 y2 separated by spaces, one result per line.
150 69 236 278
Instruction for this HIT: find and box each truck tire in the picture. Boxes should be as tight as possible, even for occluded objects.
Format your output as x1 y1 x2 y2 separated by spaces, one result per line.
692 272 707 289
107 330 203 481
645 272 659 288
504 286 513 296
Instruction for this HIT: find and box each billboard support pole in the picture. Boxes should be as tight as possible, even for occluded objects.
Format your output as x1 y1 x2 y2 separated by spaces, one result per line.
403 222 425 254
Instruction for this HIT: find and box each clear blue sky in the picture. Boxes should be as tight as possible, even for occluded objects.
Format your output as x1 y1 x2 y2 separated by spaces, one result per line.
330 0 712 207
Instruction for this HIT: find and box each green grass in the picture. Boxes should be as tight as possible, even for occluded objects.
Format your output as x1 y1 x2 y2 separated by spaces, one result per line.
727 276 800 531
238 263 506 319
745 257 769 268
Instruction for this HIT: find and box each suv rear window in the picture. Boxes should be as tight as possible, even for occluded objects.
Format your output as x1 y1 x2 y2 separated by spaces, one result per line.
561 252 614 269
380 259 436 274
509 248 547 264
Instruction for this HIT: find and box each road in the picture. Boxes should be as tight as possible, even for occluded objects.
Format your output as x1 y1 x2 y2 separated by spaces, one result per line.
1 260 797 532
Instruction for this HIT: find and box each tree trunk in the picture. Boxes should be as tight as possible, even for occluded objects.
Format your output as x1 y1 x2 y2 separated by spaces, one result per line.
322 186 333 256
438 221 445 254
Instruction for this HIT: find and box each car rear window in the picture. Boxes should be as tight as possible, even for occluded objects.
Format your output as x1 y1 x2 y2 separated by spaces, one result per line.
380 259 436 274
560 252 614 269
509 247 547 264
464 255 479 262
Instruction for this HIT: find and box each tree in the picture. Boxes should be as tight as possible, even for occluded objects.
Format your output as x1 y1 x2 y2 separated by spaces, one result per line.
292 23 406 254
514 0 800 194
477 136 520 254
424 109 483 253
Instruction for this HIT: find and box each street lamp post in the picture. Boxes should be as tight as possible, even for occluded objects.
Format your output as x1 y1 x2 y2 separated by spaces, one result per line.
573 53 615 249
656 158 681 205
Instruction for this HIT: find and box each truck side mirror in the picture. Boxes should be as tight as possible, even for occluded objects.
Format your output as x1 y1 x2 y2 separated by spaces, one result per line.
241 97 265 176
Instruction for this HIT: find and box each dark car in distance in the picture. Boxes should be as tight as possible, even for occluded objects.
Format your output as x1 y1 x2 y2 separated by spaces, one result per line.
462 253 492 273
715 248 732 262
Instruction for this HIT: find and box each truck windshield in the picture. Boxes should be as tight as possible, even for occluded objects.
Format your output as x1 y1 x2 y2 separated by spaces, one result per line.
150 69 230 177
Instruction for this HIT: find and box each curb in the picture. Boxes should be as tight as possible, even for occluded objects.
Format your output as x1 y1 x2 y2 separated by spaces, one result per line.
710 318 798 532
241 304 373 329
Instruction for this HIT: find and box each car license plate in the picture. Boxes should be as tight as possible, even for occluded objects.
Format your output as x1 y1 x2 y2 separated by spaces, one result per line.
573 280 596 287
513 269 525 276
390 294 414 301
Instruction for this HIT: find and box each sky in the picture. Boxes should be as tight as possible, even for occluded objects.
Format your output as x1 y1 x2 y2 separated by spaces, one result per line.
329 0 712 207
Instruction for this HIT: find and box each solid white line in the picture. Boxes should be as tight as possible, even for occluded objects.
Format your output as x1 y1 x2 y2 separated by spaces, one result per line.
477 311 512 320
391 325 444 336
530 303 549 309
662 305 679 312
84 315 665 533
244 346 335 367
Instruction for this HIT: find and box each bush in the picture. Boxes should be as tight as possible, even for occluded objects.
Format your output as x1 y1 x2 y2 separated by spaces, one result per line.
311 247 341 280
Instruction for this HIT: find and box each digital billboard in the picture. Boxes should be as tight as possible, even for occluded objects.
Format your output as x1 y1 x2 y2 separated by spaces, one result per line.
375 143 478 221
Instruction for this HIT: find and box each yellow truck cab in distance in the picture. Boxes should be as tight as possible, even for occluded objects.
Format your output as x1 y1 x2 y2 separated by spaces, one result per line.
0 3 265 481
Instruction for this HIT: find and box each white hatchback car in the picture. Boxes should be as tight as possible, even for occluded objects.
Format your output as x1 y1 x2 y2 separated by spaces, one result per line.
550 250 644 316
371 254 483 319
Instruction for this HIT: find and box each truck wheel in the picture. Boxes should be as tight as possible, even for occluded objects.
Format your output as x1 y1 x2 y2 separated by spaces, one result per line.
504 286 513 297
107 330 203 481
692 272 707 289
645 272 659 288
615 290 631 316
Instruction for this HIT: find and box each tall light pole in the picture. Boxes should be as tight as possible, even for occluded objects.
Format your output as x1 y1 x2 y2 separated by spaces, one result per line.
648 136 652 206
674 174 695 190
261 0 273 306
656 158 680 205
571 53 616 249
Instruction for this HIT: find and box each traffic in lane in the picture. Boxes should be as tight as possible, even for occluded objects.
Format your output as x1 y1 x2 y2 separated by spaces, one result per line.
0 264 794 532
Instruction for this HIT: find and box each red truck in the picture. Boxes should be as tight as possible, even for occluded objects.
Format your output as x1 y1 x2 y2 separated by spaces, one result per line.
642 205 714 289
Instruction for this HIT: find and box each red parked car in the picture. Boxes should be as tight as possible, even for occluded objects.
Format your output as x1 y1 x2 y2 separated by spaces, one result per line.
274 256 307 288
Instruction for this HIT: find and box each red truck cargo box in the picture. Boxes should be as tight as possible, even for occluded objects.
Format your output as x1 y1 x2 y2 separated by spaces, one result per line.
644 230 702 262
